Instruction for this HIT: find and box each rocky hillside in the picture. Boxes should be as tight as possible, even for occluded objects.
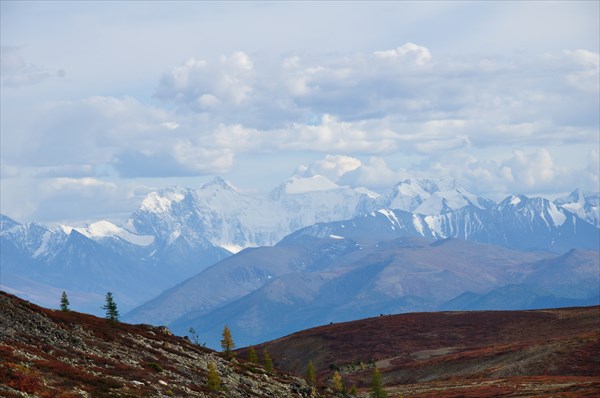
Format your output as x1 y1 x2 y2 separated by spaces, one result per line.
245 306 600 397
0 291 317 398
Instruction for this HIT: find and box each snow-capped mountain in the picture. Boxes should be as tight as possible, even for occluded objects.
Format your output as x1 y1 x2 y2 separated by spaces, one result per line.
126 176 378 252
0 215 229 315
2 171 598 319
554 189 599 227
372 178 495 215
124 192 599 340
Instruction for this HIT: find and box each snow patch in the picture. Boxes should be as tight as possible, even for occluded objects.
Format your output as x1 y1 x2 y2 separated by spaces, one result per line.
33 231 53 258
510 196 522 206
329 234 344 240
219 243 244 254
377 209 400 226
140 190 186 213
412 214 424 236
547 203 567 227
167 230 181 246
60 225 74 234
75 221 154 246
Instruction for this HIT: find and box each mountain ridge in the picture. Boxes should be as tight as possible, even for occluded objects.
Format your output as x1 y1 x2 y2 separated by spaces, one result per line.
2 174 598 318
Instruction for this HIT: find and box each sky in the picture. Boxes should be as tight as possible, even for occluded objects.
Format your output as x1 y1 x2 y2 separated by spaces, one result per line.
1 1 599 225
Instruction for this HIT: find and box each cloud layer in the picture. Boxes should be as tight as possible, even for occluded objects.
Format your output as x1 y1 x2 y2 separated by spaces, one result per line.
1 1 598 222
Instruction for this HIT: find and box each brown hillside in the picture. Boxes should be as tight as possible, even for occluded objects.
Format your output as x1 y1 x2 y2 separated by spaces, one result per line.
244 306 600 397
0 291 317 398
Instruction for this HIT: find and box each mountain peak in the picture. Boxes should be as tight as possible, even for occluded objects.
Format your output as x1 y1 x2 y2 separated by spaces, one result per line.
0 213 21 231
139 187 190 213
201 176 238 192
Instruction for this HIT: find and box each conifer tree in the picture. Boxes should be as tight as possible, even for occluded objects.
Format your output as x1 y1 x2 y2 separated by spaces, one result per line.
247 346 258 363
60 291 70 312
102 292 119 323
306 360 316 387
331 370 344 393
370 367 387 398
350 384 358 396
206 361 221 392
262 348 273 372
220 325 235 359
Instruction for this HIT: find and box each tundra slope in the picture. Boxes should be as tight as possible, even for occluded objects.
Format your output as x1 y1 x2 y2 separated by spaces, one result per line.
0 291 317 398
246 306 600 397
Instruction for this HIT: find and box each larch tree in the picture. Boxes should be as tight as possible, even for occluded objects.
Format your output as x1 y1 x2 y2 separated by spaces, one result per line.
331 370 344 393
262 348 273 372
60 291 70 312
247 346 258 363
370 367 387 398
306 360 316 387
206 361 221 392
220 325 235 359
102 292 119 323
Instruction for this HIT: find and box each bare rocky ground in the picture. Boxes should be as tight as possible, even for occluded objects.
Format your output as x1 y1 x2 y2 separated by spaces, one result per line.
0 291 319 398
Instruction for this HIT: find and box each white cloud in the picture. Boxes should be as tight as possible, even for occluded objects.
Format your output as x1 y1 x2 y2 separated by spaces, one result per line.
296 155 410 189
421 148 599 200
295 154 362 181
373 42 432 66
155 51 254 109
563 49 600 92
41 177 117 197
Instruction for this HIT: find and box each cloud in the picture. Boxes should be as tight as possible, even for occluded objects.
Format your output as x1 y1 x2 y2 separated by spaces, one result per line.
296 155 409 189
423 148 599 199
150 44 598 154
1 46 64 87
2 43 598 192
295 154 362 181
373 42 432 66
563 49 600 92
154 52 255 109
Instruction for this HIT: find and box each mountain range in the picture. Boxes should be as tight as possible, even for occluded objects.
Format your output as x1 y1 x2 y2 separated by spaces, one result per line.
1 173 598 334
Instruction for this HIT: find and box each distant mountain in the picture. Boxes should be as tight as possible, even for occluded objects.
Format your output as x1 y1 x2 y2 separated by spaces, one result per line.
554 189 599 227
373 177 495 215
293 195 600 253
132 232 597 348
125 176 377 252
1 216 229 315
2 174 598 320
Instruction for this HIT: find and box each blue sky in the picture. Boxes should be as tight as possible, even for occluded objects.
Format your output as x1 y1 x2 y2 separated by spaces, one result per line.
1 1 598 224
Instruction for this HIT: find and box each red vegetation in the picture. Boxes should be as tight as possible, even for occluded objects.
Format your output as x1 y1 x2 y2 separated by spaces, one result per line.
246 306 600 397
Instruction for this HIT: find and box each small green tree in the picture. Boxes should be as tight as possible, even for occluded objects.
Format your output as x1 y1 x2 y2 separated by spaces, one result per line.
262 348 273 372
306 360 316 387
331 370 344 393
247 346 258 363
220 325 235 359
60 291 70 312
370 367 387 398
206 361 221 392
350 384 358 396
102 292 119 323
